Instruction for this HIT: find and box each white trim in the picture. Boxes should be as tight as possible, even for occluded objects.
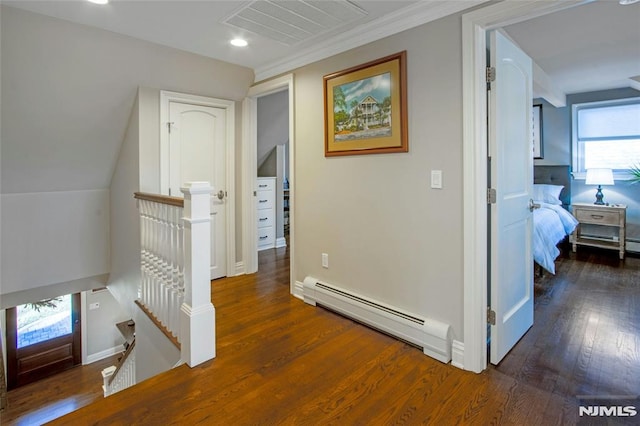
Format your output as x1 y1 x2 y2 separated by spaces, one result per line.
81 291 88 365
461 0 591 373
234 261 245 276
275 237 287 248
255 1 490 82
451 340 465 370
159 91 237 278
86 344 123 365
293 280 304 301
242 96 258 274
303 277 452 363
627 240 640 253
242 75 296 296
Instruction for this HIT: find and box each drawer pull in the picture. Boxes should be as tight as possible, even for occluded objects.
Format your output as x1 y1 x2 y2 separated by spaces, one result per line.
591 215 604 219
259 184 267 188
259 217 268 221
259 199 268 203
259 236 268 240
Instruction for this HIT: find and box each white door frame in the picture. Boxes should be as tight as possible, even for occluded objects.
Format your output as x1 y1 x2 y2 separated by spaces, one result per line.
241 75 296 294
461 0 590 373
160 90 237 277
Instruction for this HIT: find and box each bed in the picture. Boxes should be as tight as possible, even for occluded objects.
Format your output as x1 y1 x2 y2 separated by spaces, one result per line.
533 165 579 274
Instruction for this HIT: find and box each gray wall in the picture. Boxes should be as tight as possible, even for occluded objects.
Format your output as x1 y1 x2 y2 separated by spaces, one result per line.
1 6 254 310
257 90 289 169
291 13 465 339
85 289 129 359
534 88 640 240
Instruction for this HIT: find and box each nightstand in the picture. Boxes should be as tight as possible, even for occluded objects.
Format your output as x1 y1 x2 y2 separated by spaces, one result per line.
570 203 626 259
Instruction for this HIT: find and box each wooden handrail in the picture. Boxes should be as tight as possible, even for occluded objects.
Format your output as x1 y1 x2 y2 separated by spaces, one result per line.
134 192 184 207
135 300 181 350
108 339 136 386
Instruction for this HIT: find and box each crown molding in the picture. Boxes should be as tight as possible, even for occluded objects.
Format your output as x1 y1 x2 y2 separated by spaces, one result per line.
254 0 490 82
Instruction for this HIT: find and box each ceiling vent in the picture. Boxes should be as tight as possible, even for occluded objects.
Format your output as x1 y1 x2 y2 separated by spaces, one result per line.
222 0 368 46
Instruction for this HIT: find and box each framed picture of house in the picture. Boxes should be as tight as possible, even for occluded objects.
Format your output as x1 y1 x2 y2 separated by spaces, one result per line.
324 51 408 157
532 104 543 159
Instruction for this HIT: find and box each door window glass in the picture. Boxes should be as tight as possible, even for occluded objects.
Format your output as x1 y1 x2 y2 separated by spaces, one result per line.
16 294 72 348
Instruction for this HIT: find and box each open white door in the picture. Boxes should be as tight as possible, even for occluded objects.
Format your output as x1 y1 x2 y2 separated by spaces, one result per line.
489 30 534 364
169 102 227 280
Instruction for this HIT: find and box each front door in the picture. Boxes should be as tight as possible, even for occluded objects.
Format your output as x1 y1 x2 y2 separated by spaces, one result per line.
489 30 534 364
6 293 81 389
169 101 227 279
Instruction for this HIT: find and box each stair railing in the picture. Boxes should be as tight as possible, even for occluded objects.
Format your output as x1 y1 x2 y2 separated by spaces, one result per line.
134 182 216 367
102 340 136 397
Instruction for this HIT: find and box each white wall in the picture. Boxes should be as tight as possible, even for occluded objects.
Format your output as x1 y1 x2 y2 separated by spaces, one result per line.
257 90 289 168
108 95 141 318
291 13 465 339
1 190 110 296
134 308 180 384
85 289 129 362
1 6 254 305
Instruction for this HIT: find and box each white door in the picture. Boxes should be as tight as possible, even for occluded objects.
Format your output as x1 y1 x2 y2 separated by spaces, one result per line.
169 102 227 280
489 30 534 364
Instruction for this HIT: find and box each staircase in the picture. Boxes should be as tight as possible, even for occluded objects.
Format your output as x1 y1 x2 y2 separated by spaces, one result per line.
100 182 216 396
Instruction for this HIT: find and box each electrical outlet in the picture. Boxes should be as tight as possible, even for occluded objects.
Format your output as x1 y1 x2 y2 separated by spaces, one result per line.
89 302 100 310
322 253 329 269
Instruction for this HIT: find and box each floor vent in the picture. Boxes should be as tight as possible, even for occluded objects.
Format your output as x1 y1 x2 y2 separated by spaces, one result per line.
303 277 452 363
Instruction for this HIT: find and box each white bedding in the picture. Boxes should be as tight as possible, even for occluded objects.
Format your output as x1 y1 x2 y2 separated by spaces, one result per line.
533 202 578 274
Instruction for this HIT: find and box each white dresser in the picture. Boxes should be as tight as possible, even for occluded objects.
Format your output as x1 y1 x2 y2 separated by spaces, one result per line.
257 177 276 250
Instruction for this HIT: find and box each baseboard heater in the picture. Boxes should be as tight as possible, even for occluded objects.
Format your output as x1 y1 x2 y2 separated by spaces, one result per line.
303 277 452 363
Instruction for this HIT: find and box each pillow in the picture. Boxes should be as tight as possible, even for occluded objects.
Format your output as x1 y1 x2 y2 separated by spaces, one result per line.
533 184 564 205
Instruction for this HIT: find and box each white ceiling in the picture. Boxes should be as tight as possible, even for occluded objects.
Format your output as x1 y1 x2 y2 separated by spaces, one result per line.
3 0 640 96
504 0 640 96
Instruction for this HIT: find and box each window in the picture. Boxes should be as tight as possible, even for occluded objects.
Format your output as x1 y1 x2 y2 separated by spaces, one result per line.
572 97 640 178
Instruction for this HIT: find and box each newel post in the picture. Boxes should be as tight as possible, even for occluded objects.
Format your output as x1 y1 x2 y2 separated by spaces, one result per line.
180 182 215 366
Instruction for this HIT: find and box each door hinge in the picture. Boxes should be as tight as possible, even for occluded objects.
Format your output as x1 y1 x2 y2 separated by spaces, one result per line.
486 67 496 83
487 307 496 325
167 122 174 133
487 188 497 204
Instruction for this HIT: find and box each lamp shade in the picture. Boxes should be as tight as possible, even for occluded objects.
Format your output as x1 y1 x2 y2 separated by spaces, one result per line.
585 168 614 185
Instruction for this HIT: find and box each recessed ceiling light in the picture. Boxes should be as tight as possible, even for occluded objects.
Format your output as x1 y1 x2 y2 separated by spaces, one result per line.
230 38 248 47
87 0 109 4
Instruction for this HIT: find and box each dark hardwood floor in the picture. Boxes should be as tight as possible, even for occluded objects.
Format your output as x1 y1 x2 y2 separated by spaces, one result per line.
0 353 120 425
497 246 640 400
2 244 638 425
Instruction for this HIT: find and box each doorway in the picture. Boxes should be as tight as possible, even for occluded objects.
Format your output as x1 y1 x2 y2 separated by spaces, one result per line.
461 1 591 373
242 74 296 295
160 91 237 279
5 293 81 389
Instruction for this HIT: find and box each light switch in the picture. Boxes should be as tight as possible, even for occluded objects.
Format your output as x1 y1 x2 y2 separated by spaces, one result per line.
431 170 443 189
89 302 100 310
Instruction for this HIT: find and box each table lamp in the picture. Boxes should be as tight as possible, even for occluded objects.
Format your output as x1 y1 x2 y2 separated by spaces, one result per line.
585 168 614 205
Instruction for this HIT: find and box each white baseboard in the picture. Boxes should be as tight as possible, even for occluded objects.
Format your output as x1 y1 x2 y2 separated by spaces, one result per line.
626 240 640 254
234 261 245 276
86 344 123 365
451 340 465 369
275 237 287 248
303 277 452 363
293 280 305 300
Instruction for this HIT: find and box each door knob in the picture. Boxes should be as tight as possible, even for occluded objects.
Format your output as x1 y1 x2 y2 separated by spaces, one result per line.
216 190 225 200
529 198 540 212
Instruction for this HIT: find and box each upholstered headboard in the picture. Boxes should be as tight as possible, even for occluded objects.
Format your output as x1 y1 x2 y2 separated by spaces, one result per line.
534 165 572 208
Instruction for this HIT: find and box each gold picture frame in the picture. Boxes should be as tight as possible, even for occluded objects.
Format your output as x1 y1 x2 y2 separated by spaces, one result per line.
324 51 408 157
